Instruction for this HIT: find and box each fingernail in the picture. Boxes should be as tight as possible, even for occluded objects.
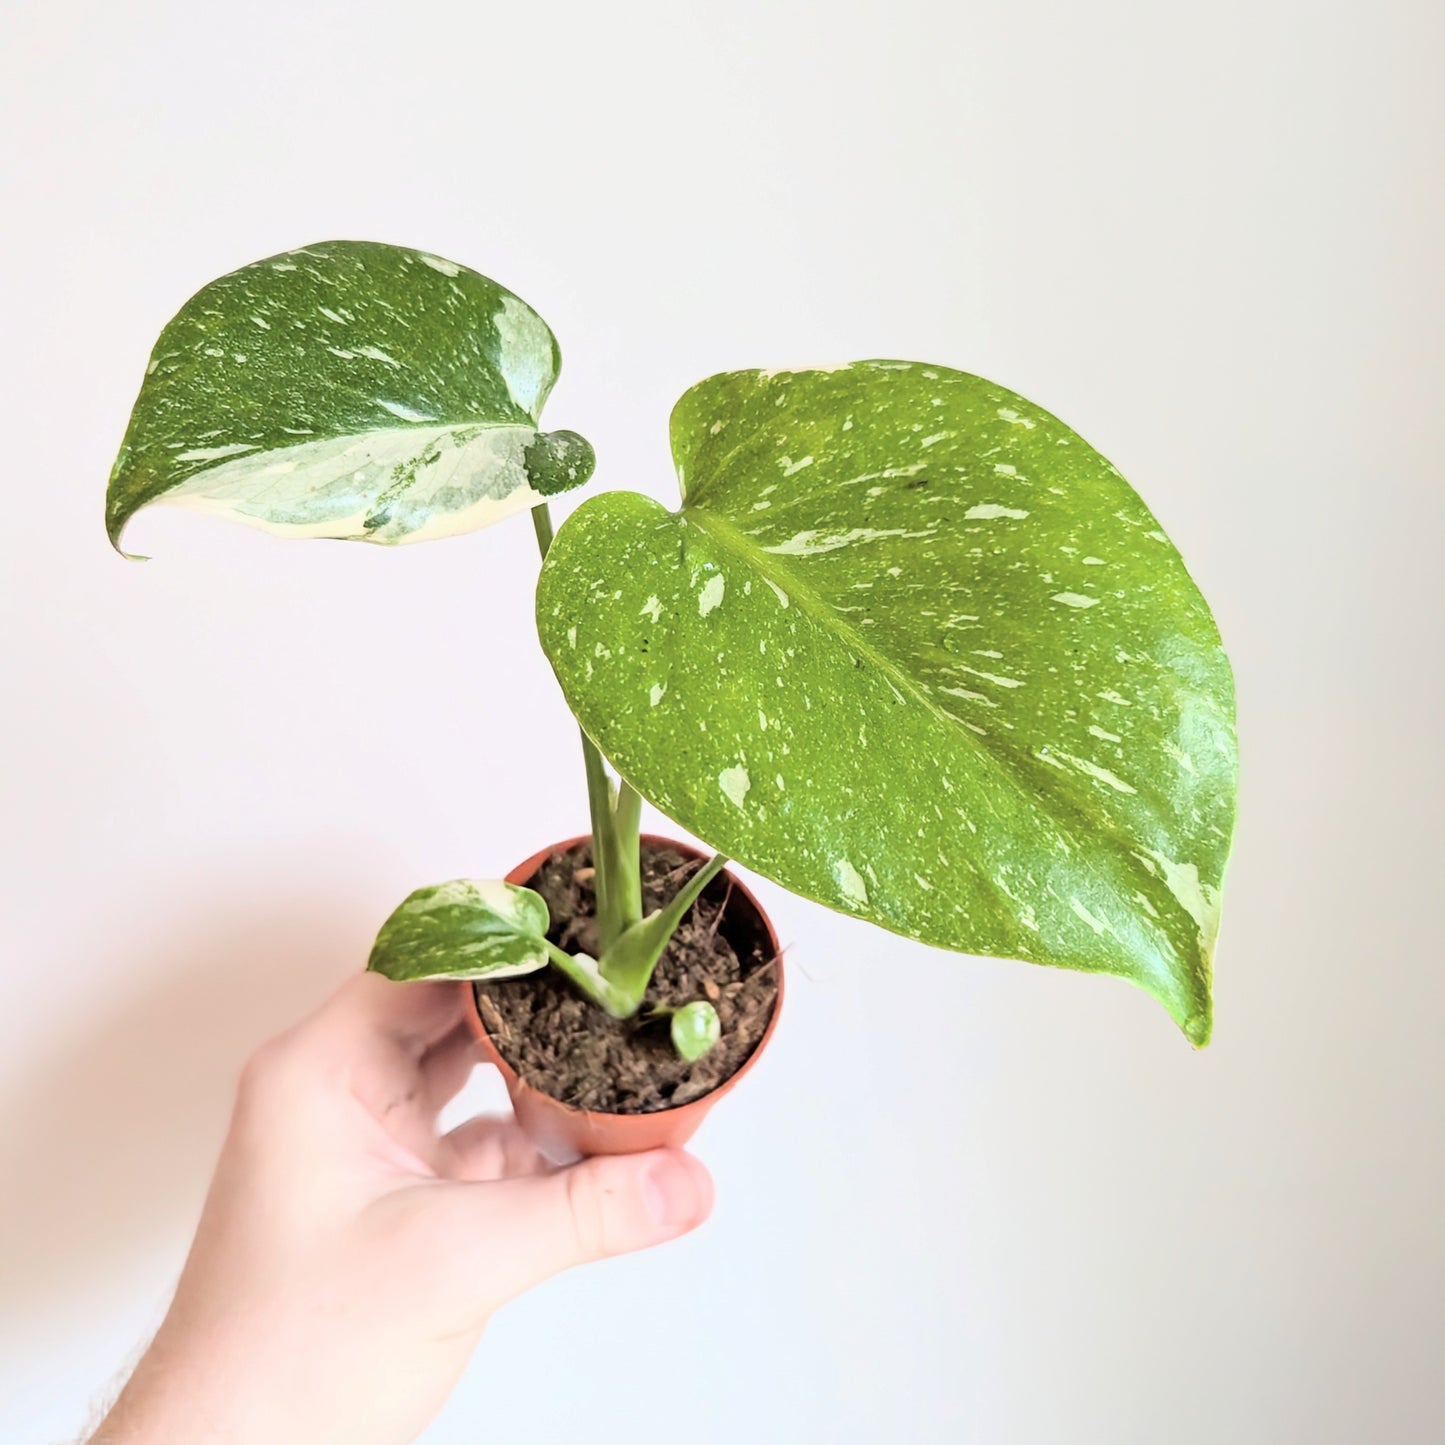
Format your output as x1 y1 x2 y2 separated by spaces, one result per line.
643 1154 703 1230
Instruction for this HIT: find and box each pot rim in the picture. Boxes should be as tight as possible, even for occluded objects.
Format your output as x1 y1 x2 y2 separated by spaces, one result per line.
462 831 784 1122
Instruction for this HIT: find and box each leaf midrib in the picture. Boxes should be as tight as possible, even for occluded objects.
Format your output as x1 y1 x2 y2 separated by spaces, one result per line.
680 502 1197 1002
681 505 965 735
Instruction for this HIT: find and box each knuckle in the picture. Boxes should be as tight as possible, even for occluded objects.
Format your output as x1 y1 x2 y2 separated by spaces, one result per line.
236 1029 302 1102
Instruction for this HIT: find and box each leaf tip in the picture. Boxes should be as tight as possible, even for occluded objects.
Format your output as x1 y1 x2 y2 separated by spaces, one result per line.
105 513 149 562
1181 1002 1212 1048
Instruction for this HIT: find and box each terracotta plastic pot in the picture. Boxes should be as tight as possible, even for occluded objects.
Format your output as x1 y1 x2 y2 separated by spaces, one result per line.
461 833 783 1161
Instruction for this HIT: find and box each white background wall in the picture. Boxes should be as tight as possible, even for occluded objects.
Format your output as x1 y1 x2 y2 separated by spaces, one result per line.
2 1 1440 1440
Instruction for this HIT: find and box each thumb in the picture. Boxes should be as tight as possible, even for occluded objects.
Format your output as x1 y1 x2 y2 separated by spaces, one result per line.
450 1148 714 1307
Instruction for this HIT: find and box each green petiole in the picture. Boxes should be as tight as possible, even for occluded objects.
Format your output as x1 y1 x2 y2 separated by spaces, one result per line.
531 502 728 1022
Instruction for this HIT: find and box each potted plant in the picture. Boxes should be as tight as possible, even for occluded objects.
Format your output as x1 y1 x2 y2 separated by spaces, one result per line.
107 240 1237 1160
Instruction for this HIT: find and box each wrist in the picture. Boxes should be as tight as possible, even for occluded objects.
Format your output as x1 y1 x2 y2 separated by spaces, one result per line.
90 1333 234 1445
90 1314 299 1445
89 1308 441 1445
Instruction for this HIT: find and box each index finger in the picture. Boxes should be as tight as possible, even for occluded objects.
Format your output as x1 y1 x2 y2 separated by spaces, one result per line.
300 971 467 1078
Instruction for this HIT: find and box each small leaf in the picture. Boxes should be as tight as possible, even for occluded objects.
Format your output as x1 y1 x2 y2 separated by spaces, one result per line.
368 879 553 983
671 1001 721 1062
537 362 1236 1043
107 240 593 555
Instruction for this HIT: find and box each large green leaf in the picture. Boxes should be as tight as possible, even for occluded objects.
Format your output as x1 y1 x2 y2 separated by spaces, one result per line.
107 241 593 555
537 362 1236 1043
367 880 553 983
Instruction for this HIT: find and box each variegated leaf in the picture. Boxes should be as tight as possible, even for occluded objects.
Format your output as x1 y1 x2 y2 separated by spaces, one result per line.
537 362 1236 1043
367 879 552 983
107 241 593 555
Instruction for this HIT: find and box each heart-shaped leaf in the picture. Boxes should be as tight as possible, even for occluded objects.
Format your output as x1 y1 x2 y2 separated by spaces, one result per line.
537 363 1236 1043
107 240 593 555
368 879 552 983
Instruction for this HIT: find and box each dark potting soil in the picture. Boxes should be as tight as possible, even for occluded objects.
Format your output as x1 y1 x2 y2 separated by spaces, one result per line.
475 841 780 1114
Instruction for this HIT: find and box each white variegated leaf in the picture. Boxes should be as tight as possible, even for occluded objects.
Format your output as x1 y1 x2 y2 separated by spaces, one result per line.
367 879 553 983
107 241 593 554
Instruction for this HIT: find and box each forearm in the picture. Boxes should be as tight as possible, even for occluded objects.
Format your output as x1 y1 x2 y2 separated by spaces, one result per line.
88 1294 476 1445
89 1323 256 1445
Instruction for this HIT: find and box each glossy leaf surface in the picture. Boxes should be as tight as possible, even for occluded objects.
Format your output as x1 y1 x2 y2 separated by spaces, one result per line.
368 880 552 983
107 240 592 554
537 362 1236 1042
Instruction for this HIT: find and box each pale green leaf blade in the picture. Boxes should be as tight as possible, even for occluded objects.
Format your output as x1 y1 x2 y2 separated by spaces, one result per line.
107 241 593 554
537 362 1236 1043
671 1001 721 1062
367 879 552 983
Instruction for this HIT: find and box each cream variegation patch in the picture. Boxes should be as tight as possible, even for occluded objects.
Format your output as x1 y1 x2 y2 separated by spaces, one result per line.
158 423 544 544
368 877 553 983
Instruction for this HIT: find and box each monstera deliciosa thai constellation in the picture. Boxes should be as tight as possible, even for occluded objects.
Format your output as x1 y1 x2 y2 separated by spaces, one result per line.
108 240 1236 1084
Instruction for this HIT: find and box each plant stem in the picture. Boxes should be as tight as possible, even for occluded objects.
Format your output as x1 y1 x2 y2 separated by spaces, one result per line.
649 851 729 942
530 501 635 954
529 502 555 555
584 740 623 948
542 939 634 1019
611 778 644 932
598 852 730 1012
530 502 722 1015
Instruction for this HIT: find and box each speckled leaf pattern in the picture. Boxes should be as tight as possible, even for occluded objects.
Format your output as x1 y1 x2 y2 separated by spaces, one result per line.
107 241 593 554
537 363 1236 1042
367 880 552 983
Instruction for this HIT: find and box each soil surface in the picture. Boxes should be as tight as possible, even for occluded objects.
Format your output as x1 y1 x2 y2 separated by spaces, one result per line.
476 840 780 1114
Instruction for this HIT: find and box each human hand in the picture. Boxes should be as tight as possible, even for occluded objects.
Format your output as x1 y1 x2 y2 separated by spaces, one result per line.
92 974 714 1445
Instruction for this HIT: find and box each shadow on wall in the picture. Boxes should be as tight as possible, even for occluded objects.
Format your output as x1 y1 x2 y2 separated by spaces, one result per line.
0 881 369 1320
